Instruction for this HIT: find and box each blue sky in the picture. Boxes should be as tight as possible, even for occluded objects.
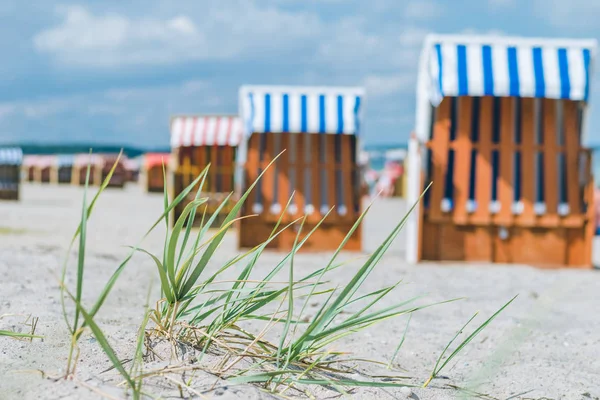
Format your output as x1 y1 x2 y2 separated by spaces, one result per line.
0 0 598 149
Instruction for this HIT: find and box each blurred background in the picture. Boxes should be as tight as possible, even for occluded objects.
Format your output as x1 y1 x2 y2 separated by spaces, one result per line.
0 0 597 178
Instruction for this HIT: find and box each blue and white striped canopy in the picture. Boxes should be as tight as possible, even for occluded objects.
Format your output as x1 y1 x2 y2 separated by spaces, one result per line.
240 86 365 136
0 147 23 166
425 35 597 106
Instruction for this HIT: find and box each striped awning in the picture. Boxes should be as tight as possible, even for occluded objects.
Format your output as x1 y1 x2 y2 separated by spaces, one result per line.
425 35 597 106
240 85 365 136
0 148 23 166
170 115 242 148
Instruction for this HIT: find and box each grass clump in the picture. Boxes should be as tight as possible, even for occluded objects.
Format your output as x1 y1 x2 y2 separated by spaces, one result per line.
57 152 516 398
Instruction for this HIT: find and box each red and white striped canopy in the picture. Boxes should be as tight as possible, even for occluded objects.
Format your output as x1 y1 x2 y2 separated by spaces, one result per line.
170 115 242 148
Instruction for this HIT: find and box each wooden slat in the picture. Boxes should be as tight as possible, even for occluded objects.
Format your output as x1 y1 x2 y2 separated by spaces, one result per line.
428 97 451 222
439 224 465 260
222 146 233 193
278 134 291 219
452 96 472 225
540 98 559 225
295 133 307 219
341 134 355 220
420 220 440 260
245 134 260 215
464 226 493 261
287 134 298 216
517 98 536 226
209 145 218 193
326 135 338 222
263 133 276 221
496 97 514 225
308 134 322 223
564 100 582 216
472 96 493 225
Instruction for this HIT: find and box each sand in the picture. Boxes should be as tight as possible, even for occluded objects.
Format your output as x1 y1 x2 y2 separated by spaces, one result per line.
1 183 599 400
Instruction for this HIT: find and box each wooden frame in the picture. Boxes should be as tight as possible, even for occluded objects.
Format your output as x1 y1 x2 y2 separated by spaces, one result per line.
238 132 362 252
418 96 594 268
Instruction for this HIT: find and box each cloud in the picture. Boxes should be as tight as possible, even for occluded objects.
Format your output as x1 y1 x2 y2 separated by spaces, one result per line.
318 22 428 72
532 0 600 29
33 3 322 68
0 79 229 146
404 0 443 19
0 104 16 120
364 74 414 97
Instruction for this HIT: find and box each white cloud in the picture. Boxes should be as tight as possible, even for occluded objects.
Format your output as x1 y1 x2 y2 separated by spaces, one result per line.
533 0 600 29
318 22 429 71
33 3 322 67
2 79 216 119
0 104 16 120
404 0 443 19
364 74 414 97
0 79 232 146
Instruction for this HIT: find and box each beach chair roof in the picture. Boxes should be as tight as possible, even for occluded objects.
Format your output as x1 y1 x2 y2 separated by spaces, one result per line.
239 85 365 136
144 153 170 169
421 34 597 107
170 115 242 148
0 147 23 166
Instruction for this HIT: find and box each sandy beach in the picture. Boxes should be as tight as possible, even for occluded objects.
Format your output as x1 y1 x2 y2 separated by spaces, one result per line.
1 183 599 399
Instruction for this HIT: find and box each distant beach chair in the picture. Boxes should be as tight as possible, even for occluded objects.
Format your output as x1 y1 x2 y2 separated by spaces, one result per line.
405 34 597 268
170 114 242 226
237 85 365 252
73 154 103 186
142 153 170 193
0 147 22 201
56 154 75 184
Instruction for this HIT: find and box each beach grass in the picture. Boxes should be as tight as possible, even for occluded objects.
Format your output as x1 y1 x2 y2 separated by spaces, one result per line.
57 152 516 398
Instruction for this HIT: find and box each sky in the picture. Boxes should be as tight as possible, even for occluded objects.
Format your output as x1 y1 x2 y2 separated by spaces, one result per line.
0 0 599 149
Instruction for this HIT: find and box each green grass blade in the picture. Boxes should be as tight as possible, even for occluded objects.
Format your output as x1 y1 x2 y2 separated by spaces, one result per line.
174 165 209 268
306 298 461 348
0 330 43 339
279 216 306 367
225 195 296 312
72 159 91 333
293 378 416 388
174 192 234 295
430 295 518 381
387 314 411 369
165 198 208 289
130 281 154 389
88 172 208 318
75 302 135 389
342 281 402 323
178 153 284 298
227 370 299 384
129 247 173 303
296 185 431 351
